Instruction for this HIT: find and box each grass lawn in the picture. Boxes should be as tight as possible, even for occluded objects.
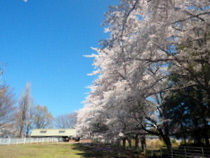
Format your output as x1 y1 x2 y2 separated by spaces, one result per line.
0 143 82 158
0 143 146 158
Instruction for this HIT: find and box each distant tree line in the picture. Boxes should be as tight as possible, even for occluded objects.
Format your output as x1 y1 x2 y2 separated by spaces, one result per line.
0 75 77 138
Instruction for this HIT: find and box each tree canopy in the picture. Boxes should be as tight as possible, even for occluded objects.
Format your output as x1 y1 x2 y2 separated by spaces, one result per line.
76 0 210 149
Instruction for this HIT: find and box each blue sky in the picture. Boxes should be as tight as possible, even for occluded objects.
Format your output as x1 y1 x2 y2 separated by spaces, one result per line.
0 0 118 117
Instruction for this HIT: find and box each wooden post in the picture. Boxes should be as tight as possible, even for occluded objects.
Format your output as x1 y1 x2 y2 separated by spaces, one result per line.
201 147 204 158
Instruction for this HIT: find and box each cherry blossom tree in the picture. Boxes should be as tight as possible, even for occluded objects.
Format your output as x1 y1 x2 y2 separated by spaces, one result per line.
77 0 210 150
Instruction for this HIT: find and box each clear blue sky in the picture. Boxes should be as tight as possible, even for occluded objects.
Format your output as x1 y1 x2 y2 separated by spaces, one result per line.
0 0 119 117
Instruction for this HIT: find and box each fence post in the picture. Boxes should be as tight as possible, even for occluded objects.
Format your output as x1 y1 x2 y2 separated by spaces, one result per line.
184 146 186 158
171 148 173 158
151 150 154 157
201 147 204 158
7 138 10 146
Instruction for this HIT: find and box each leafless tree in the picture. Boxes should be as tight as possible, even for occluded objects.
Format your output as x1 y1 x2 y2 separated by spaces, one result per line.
32 105 53 129
0 85 16 131
16 83 33 137
54 112 77 129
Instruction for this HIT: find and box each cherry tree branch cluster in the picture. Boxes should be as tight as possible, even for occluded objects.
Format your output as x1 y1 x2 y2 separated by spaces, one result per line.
76 0 210 141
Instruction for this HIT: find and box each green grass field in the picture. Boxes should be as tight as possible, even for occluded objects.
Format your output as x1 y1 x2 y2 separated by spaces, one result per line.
0 143 146 158
0 143 82 158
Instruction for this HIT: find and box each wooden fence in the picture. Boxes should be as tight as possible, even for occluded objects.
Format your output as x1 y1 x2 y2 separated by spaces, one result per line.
150 146 210 158
0 137 59 145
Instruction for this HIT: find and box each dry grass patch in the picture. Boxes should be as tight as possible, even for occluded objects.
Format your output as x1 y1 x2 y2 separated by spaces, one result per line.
146 139 164 150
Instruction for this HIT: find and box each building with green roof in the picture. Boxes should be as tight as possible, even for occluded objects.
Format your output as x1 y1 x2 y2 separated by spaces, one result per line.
31 129 77 141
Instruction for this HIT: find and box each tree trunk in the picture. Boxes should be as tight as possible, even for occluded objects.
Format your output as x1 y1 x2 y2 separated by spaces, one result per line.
128 138 132 148
162 135 171 151
203 119 209 146
116 139 120 147
141 136 146 152
204 134 209 146
122 138 126 148
158 129 171 151
134 134 139 149
183 136 187 145
18 125 24 138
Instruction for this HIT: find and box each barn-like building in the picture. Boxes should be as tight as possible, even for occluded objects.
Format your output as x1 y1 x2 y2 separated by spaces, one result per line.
30 129 78 141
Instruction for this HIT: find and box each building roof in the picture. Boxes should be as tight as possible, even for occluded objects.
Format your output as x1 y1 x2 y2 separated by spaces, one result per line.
31 129 77 137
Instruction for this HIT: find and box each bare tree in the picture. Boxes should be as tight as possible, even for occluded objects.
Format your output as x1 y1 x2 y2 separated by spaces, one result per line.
16 83 33 137
32 105 53 129
54 112 77 129
0 85 16 131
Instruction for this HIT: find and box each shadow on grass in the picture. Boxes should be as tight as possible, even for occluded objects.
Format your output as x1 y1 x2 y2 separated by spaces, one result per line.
72 143 146 158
